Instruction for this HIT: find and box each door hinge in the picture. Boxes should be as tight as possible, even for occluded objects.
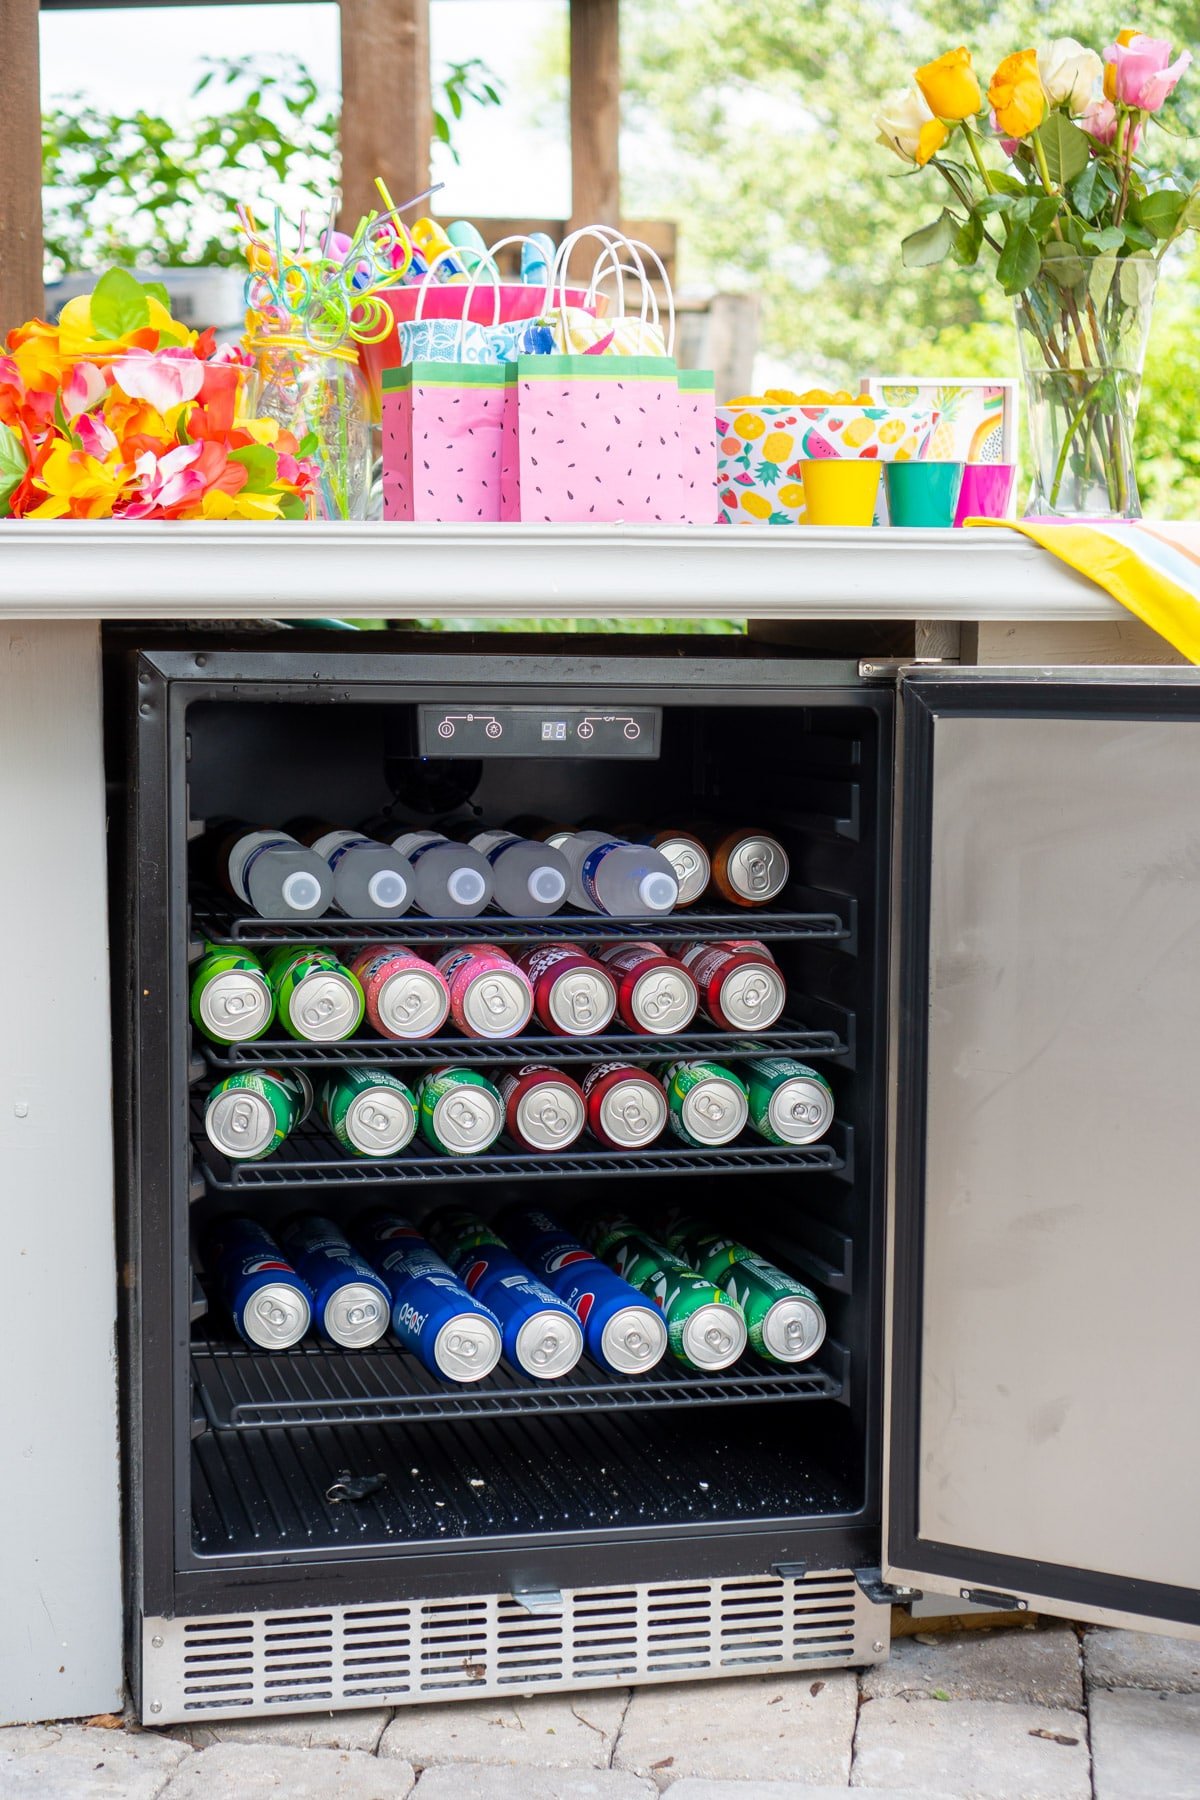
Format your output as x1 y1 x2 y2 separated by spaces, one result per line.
960 1587 1029 1611
854 1567 923 1607
858 656 946 681
772 1561 808 1579
510 1587 564 1616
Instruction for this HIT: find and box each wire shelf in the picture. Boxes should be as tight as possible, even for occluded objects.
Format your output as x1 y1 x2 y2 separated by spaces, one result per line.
197 1016 847 1072
191 1329 848 1430
192 1112 847 1193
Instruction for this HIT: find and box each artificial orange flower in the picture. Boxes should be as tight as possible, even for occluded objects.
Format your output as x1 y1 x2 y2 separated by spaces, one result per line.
26 440 131 519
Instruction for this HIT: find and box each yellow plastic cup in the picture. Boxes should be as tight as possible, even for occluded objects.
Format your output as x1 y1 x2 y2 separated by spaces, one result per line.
799 460 882 527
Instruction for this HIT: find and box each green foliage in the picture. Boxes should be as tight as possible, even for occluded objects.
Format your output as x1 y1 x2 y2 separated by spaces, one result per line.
41 52 501 280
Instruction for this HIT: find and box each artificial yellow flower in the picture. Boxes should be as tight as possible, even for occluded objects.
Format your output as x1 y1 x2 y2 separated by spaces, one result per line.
915 48 983 120
10 327 71 395
989 48 1047 138
1104 26 1140 98
57 293 194 362
26 440 130 519
199 486 287 522
238 416 283 448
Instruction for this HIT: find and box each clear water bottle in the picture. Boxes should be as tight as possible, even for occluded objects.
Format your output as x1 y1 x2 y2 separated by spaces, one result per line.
469 831 569 917
391 830 494 917
557 831 679 917
217 827 333 920
306 829 414 919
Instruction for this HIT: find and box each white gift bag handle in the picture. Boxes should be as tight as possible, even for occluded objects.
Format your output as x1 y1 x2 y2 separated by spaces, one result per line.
411 246 504 358
553 226 676 356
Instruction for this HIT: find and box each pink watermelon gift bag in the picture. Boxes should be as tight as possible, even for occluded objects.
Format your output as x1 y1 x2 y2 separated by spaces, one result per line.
382 363 510 522
671 369 718 524
501 354 684 523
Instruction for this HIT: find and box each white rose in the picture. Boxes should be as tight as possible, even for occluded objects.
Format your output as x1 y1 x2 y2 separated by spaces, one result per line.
874 84 943 164
1038 38 1103 115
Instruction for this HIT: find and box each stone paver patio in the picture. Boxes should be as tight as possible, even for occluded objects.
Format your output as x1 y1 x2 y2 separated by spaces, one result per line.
1 1622 1198 1799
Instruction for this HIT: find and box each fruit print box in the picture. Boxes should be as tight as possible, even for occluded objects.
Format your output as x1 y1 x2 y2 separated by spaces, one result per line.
716 402 939 525
500 354 685 524
383 363 509 523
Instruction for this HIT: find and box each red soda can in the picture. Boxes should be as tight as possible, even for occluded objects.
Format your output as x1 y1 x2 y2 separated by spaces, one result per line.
517 943 617 1037
596 941 699 1034
582 1061 668 1148
679 939 787 1031
350 944 451 1040
500 1064 588 1152
435 944 534 1039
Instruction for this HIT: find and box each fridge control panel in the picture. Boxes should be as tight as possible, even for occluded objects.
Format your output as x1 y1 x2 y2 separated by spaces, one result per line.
418 705 662 759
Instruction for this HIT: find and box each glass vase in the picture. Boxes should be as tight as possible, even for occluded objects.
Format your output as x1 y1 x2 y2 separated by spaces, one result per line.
1014 254 1157 521
250 336 372 521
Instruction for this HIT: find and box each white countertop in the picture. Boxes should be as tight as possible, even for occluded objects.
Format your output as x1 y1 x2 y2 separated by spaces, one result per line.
0 521 1118 622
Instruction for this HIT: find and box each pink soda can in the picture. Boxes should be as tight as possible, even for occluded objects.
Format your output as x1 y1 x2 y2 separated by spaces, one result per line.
350 945 451 1040
435 944 534 1039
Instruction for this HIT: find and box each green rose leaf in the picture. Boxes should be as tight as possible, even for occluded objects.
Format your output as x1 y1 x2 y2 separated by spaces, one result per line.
1136 189 1188 239
996 224 1040 295
975 193 1017 217
1038 114 1091 187
988 170 1028 196
0 421 28 518
1082 226 1125 253
1071 164 1103 220
1029 197 1062 234
952 211 983 268
1122 222 1156 250
90 267 151 339
228 444 279 492
901 210 955 269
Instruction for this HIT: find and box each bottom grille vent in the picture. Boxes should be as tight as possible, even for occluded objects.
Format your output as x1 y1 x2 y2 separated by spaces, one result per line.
143 1572 886 1723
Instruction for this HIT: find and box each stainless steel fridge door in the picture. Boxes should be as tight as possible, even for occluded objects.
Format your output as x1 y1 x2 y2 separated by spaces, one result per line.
885 668 1200 1634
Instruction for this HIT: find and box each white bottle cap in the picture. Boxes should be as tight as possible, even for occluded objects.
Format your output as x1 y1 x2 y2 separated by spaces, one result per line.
448 866 487 906
529 864 568 906
368 869 409 909
281 870 323 912
639 871 679 912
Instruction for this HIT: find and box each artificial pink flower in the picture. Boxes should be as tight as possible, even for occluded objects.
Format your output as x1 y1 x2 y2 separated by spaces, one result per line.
127 442 205 516
112 347 205 413
61 361 107 419
1082 98 1143 148
76 411 119 461
1103 35 1192 111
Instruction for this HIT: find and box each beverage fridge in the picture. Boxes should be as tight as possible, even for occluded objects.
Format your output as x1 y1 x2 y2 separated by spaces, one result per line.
109 637 1200 1724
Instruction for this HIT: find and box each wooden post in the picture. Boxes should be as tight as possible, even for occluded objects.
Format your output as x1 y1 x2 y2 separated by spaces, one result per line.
0 0 45 332
569 0 620 233
339 0 431 229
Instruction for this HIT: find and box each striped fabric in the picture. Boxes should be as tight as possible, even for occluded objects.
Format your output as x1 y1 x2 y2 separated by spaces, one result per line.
973 520 1200 664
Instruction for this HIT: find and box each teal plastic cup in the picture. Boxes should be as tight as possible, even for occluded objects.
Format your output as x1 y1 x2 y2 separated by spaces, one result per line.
885 460 964 527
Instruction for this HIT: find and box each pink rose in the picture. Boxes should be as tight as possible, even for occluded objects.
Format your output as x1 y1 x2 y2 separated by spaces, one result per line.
1082 99 1143 148
1103 35 1192 111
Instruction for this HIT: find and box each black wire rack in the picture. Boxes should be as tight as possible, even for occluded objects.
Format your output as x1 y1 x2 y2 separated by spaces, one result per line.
191 1330 849 1430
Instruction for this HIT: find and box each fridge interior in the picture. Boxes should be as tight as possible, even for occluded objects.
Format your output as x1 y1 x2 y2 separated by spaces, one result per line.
165 662 890 1590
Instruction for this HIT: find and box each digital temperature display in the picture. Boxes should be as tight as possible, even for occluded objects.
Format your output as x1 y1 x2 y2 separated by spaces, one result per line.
417 705 661 759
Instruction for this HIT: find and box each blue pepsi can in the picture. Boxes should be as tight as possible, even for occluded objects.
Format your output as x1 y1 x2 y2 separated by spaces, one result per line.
496 1206 668 1375
354 1214 502 1382
205 1215 313 1350
425 1207 584 1378
277 1214 391 1349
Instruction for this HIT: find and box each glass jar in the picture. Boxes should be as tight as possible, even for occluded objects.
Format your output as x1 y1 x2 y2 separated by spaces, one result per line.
250 336 372 521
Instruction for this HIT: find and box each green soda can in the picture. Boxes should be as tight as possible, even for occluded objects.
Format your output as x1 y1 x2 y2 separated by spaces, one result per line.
318 1067 418 1157
742 1056 835 1146
264 946 365 1043
203 1067 308 1161
189 946 274 1044
654 1059 748 1147
597 1228 747 1371
660 1217 827 1364
415 1066 505 1156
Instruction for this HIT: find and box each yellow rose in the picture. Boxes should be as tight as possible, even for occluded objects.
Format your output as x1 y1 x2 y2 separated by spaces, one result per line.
988 48 1047 138
915 48 983 120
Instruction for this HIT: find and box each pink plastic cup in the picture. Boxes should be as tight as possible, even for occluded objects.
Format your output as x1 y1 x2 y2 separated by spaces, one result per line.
954 463 1016 525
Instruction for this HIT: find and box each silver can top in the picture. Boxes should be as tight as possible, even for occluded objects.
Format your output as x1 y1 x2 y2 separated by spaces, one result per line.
461 969 533 1038
630 965 699 1033
242 1281 311 1349
597 1076 668 1147
433 1311 503 1381
681 1302 747 1370
287 972 362 1041
514 1307 585 1378
345 1087 418 1155
323 1281 390 1349
767 1077 835 1145
600 1304 669 1372
515 1080 587 1151
432 1083 504 1153
656 836 711 906
761 1295 826 1363
376 968 451 1038
680 1075 749 1145
206 1088 277 1159
718 960 787 1029
546 965 617 1036
727 835 790 903
198 969 273 1042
